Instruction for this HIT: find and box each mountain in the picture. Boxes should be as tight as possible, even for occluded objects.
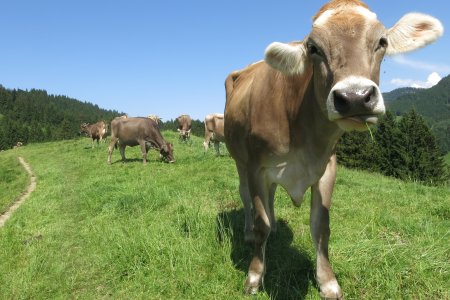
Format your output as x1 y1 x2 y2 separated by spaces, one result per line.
383 75 450 152
0 85 123 150
382 87 421 103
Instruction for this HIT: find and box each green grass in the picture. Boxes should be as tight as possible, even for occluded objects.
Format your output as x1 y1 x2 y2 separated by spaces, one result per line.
0 132 448 299
0 153 30 214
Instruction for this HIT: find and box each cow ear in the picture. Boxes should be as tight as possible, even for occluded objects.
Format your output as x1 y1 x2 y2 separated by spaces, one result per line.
265 42 308 75
386 13 443 55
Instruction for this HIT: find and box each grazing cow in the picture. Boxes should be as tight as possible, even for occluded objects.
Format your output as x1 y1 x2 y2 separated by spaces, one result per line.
224 1 443 298
176 114 192 141
148 114 163 125
203 113 225 156
108 117 175 164
13 141 23 149
80 121 108 148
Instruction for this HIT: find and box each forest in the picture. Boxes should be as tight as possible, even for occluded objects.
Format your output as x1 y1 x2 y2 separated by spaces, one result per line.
0 85 121 150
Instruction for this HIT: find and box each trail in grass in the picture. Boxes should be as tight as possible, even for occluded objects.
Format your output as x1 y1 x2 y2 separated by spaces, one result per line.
0 157 36 228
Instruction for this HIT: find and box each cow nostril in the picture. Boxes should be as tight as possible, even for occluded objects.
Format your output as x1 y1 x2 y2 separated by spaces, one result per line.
333 90 350 114
363 87 374 103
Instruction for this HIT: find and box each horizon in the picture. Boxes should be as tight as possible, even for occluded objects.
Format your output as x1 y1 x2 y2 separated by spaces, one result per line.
1 1 449 121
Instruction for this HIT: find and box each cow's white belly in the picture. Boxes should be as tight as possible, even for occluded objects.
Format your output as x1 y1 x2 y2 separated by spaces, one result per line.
266 150 330 206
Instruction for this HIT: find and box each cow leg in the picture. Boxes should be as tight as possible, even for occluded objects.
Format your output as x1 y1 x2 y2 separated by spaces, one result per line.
245 169 271 294
214 141 221 156
310 155 342 299
203 133 211 152
107 137 118 164
268 183 277 233
140 142 148 165
236 163 253 243
119 145 126 162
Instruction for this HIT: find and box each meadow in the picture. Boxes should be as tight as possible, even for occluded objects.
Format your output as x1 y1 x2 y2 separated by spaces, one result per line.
0 132 448 299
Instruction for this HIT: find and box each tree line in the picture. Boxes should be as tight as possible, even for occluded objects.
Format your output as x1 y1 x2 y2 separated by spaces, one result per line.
337 109 449 186
0 85 121 150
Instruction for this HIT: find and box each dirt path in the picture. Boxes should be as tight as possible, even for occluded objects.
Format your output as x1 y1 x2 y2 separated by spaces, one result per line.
0 157 36 228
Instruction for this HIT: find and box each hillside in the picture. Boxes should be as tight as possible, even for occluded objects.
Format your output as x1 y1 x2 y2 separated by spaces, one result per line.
385 75 450 152
382 87 420 103
0 85 123 150
0 135 448 299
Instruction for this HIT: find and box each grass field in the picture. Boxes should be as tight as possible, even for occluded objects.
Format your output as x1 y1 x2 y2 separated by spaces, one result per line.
0 132 449 299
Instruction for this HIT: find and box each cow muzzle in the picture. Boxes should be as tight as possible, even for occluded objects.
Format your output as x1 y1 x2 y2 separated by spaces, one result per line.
326 76 385 131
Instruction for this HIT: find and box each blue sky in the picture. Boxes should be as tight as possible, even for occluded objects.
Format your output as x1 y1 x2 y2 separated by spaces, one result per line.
1 1 449 121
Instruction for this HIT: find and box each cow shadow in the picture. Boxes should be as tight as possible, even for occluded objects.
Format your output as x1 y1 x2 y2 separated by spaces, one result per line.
108 158 161 165
216 209 317 299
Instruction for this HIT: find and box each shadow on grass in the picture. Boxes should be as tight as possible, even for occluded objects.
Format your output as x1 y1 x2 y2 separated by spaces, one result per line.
108 158 167 165
217 209 317 300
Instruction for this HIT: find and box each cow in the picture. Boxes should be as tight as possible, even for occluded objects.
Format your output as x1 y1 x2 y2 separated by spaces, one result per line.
148 114 163 125
176 114 192 141
203 113 225 156
80 121 108 148
224 1 443 298
108 117 175 165
13 141 23 149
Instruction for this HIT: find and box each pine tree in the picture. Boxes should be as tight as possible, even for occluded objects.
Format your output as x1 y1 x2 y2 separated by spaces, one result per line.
374 111 409 180
399 109 446 185
336 131 378 172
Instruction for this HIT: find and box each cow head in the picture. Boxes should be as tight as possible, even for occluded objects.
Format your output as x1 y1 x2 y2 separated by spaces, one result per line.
80 123 90 136
264 0 443 131
177 128 191 140
160 142 175 163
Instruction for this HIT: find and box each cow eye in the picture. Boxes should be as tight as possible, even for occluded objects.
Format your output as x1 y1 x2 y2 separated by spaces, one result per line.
376 37 388 51
307 42 322 57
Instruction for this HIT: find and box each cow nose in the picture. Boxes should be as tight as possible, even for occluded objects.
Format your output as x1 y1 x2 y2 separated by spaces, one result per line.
333 87 376 115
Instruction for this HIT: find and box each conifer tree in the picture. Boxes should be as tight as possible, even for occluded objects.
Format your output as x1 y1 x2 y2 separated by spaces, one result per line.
399 109 446 185
336 131 377 172
374 111 409 180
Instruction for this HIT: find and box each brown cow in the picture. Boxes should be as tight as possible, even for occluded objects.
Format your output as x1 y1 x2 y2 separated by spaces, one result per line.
108 117 175 164
224 1 443 298
148 114 163 125
80 121 108 148
203 113 225 156
176 114 192 141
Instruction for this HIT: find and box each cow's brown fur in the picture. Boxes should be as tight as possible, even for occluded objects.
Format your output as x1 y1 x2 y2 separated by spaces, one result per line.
224 0 443 298
203 113 225 156
176 114 192 141
108 117 174 164
80 121 108 148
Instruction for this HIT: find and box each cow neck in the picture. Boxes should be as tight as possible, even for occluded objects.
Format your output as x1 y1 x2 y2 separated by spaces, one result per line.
147 134 166 150
293 77 344 157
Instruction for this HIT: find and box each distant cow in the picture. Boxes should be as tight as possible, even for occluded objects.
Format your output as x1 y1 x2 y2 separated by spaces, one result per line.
148 115 163 125
108 117 175 164
203 113 224 155
13 141 23 149
224 0 443 298
80 121 108 148
176 114 192 141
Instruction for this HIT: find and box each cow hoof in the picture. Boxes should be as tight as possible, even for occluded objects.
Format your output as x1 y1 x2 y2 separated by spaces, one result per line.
244 277 260 295
320 282 343 300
